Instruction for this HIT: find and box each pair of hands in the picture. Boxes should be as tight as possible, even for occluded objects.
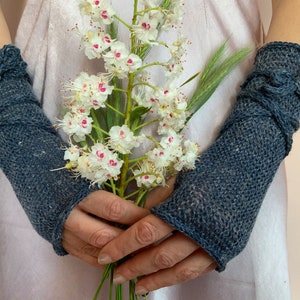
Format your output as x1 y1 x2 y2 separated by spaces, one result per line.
62 178 216 295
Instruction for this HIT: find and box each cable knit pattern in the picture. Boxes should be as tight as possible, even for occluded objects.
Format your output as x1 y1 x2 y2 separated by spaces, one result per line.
0 45 97 255
151 42 300 271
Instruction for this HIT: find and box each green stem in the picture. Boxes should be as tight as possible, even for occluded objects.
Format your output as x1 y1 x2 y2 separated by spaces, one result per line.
146 135 161 147
113 87 128 93
90 109 105 141
135 189 148 207
134 61 166 74
132 81 158 91
134 118 160 131
124 188 142 200
93 264 113 300
105 102 125 117
128 155 148 164
114 14 132 29
92 125 109 136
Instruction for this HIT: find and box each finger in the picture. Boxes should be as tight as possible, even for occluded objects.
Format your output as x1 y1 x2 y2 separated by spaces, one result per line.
112 232 199 284
62 228 100 258
98 214 173 265
135 248 216 295
62 236 102 268
145 176 176 209
65 206 123 248
78 190 149 224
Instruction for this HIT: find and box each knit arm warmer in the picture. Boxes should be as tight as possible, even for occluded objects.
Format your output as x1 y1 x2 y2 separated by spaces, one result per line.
151 42 300 271
0 45 96 255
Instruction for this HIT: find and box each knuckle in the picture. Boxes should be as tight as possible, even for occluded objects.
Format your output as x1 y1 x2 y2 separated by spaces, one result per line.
64 218 81 234
80 243 99 257
88 229 112 248
175 266 200 282
153 250 177 269
105 200 123 220
135 220 157 246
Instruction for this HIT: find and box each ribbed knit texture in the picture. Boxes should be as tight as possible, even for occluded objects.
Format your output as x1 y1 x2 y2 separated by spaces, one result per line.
152 42 300 271
0 45 97 255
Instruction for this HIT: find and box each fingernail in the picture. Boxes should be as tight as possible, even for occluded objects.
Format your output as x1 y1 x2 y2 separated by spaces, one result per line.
113 274 126 284
98 254 112 265
135 286 148 296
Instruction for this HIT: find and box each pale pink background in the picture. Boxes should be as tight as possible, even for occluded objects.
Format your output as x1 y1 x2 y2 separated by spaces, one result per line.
2 1 299 298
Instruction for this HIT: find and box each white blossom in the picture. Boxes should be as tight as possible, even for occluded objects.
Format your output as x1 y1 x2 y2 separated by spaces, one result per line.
60 111 93 141
174 140 199 171
65 72 114 112
81 29 114 59
133 160 164 188
80 0 116 25
76 143 123 184
132 12 162 43
64 144 81 162
108 125 145 154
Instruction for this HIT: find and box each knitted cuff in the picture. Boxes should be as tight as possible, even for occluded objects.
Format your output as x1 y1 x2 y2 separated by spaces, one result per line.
0 45 97 255
151 41 300 271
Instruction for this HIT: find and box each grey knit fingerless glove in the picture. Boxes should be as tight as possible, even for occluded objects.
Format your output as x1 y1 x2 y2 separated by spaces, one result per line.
151 42 300 271
0 45 96 255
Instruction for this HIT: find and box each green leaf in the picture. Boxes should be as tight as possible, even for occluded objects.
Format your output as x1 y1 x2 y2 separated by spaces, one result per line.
106 77 125 130
130 105 149 131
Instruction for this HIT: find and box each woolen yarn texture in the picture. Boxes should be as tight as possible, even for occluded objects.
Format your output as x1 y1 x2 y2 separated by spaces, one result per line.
0 45 97 255
152 41 300 271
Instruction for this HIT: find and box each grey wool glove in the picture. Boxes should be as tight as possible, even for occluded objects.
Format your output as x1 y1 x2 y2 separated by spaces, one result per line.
151 41 300 271
0 45 97 255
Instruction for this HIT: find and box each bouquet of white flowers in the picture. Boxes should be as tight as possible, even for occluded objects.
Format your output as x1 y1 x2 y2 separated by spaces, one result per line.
57 0 249 299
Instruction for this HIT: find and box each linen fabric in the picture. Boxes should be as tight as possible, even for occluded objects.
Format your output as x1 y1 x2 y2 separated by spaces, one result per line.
0 0 291 299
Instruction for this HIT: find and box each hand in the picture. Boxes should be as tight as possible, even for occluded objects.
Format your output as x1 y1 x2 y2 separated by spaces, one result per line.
97 180 216 295
62 190 149 267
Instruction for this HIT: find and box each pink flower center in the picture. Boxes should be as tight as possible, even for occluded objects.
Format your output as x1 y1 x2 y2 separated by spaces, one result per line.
94 0 100 5
98 83 106 93
96 151 105 159
92 100 99 106
101 10 108 19
103 35 111 43
81 120 88 128
142 22 151 30
115 51 121 58
109 160 118 167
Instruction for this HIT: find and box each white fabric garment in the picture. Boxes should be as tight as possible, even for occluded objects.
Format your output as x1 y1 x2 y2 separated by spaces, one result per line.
0 0 291 299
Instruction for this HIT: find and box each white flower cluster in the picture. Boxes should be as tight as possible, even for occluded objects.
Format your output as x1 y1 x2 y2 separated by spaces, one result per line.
59 0 199 189
60 72 114 141
134 130 198 188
